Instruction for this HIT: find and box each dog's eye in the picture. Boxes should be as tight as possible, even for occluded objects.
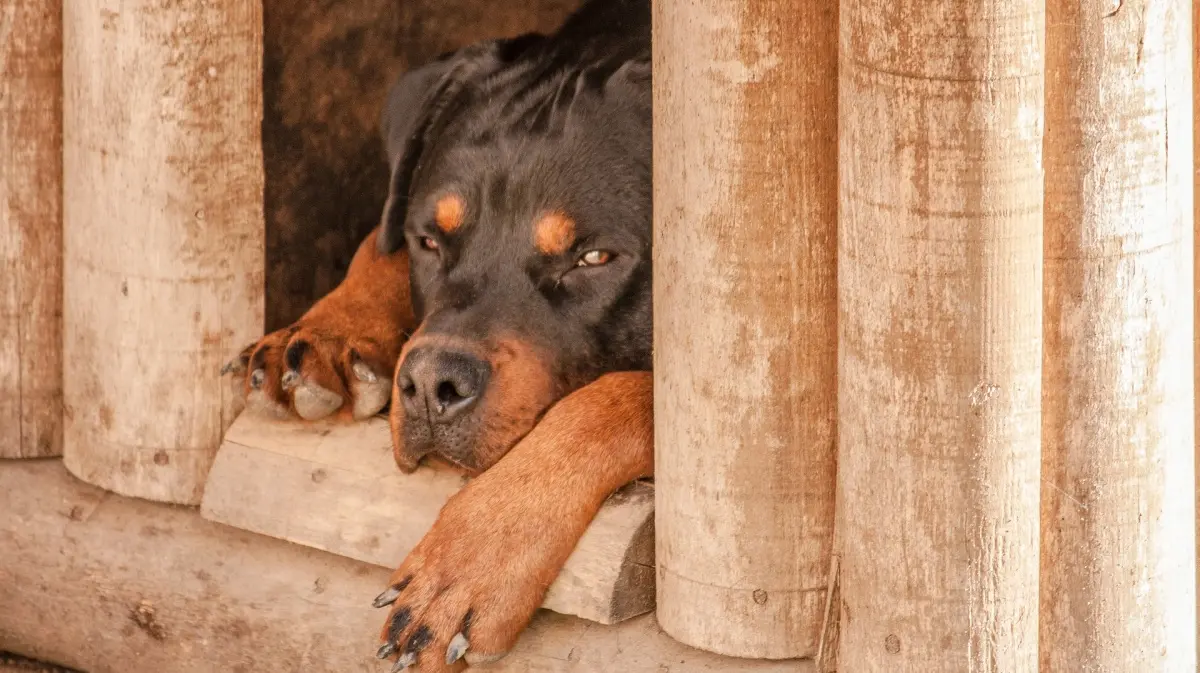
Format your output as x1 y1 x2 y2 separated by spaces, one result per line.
576 250 613 267
418 236 440 251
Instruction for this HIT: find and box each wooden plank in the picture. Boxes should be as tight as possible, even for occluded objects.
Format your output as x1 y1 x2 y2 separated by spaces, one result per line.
61 0 265 504
0 459 810 673
836 0 1045 670
200 412 655 625
651 0 839 659
0 0 64 459
1041 0 1197 670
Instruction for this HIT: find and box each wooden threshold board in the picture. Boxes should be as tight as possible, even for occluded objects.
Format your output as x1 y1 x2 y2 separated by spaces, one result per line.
199 412 656 625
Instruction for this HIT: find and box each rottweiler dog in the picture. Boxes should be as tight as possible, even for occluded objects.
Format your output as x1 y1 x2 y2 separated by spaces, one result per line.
226 0 653 669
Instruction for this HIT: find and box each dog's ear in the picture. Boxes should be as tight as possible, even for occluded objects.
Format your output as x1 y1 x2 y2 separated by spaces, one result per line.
376 34 544 254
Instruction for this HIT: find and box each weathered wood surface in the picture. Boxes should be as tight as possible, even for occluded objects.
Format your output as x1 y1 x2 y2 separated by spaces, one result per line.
1194 5 1200 666
200 413 656 625
61 0 265 504
836 0 1045 670
652 0 839 659
0 460 811 673
0 0 64 459
1041 1 1197 670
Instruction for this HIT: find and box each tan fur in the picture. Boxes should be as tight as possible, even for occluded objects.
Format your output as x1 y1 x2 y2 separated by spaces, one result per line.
435 194 465 233
533 212 575 255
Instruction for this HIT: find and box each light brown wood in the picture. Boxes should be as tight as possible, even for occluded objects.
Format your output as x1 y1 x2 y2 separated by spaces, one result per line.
61 1 265 504
836 0 1044 670
1041 0 1197 670
1195 1 1200 664
199 412 656 625
0 1 63 459
651 0 838 660
0 459 812 673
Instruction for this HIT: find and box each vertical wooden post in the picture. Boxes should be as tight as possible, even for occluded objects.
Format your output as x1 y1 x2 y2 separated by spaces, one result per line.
62 2 265 504
836 1 1044 671
0 1 64 459
653 0 838 659
1195 5 1200 665
1041 1 1196 670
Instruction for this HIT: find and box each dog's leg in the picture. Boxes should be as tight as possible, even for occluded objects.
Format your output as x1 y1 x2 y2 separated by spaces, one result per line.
373 371 654 672
224 227 417 421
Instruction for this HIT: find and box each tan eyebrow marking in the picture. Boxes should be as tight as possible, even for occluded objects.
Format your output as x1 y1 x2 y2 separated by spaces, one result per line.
435 194 465 233
533 212 576 255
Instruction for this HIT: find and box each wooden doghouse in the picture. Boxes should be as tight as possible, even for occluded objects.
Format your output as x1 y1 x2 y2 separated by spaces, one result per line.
1 0 1197 672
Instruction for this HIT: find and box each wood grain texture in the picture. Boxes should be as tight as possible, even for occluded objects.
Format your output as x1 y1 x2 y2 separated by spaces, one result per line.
61 0 265 504
1041 1 1197 670
0 1 64 459
199 412 656 625
836 1 1045 670
652 0 839 659
0 460 812 673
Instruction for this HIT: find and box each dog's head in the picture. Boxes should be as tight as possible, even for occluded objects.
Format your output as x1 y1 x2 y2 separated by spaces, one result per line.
377 35 652 475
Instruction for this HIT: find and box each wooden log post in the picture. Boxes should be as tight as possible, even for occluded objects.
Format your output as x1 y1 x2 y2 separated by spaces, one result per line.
1185 14 1199 666
62 1 265 504
0 1 64 459
836 1 1045 671
652 0 838 660
1040 1 1197 670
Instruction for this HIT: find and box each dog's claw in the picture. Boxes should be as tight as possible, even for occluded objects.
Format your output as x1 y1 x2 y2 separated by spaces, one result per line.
249 369 265 389
392 652 416 671
373 586 402 608
377 642 397 660
446 632 469 665
221 357 245 376
281 370 300 390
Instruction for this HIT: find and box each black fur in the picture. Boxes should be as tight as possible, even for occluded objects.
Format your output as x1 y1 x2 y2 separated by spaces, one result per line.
380 0 652 396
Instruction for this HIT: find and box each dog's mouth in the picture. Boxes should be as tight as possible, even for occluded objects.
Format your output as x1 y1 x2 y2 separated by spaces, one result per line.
389 384 556 477
390 411 540 476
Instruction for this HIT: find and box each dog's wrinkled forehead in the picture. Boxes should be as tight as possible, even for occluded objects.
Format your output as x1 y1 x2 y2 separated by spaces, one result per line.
375 35 650 256
411 131 647 240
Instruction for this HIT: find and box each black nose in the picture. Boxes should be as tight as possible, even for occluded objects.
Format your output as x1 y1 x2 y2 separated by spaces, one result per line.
396 348 490 423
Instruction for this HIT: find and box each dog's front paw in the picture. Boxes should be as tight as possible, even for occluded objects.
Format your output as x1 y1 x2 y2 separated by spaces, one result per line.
372 478 575 671
222 233 415 422
223 318 400 422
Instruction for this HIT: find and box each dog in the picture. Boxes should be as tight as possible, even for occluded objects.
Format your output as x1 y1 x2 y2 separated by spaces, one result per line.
226 0 654 669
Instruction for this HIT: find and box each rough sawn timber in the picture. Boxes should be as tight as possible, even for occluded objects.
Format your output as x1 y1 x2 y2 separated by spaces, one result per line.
0 0 64 459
